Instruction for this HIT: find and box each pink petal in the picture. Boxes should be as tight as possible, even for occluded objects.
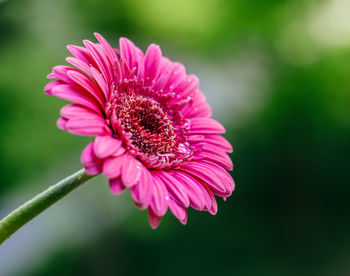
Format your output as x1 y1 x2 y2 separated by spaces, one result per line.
199 161 235 193
57 117 67 130
81 142 102 175
168 199 187 224
198 148 233 171
187 135 205 142
94 33 120 73
102 155 124 179
187 103 212 118
120 37 140 71
170 171 207 211
190 118 226 134
66 57 92 76
44 80 64 95
51 65 77 83
121 155 142 187
203 135 233 153
112 146 126 157
85 165 102 175
67 70 106 104
131 167 153 209
65 118 107 136
67 45 97 67
81 142 96 166
60 104 101 120
163 62 186 93
148 208 162 229
90 67 110 101
187 91 212 118
156 171 190 207
144 44 162 84
109 177 125 195
170 97 193 113
136 54 145 83
202 184 218 215
174 74 199 98
179 162 227 194
93 136 123 159
83 40 112 84
150 172 169 217
152 57 172 91
51 84 102 114
47 72 55 79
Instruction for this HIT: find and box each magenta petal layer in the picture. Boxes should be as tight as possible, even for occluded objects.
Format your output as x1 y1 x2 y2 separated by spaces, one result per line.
45 33 235 228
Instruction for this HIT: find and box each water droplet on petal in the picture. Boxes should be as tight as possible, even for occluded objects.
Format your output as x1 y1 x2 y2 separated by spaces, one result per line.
183 119 192 130
177 143 190 154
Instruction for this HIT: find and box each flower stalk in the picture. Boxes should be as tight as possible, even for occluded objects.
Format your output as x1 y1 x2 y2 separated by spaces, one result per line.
0 169 95 245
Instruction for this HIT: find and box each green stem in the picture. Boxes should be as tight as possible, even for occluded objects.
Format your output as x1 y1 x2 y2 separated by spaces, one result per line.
0 169 95 245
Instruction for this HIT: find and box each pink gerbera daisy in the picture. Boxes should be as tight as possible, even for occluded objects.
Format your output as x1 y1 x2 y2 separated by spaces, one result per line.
45 33 234 228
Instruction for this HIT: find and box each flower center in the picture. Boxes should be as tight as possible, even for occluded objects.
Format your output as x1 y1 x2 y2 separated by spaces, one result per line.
107 91 192 169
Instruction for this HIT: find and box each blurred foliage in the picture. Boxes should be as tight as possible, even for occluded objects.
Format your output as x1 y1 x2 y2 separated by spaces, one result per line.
72 0 320 54
1 0 350 275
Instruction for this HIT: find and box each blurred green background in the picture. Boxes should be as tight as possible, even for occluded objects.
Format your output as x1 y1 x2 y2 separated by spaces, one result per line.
1 0 350 275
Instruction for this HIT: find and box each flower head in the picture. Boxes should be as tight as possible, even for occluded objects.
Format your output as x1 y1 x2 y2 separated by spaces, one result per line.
45 33 234 228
